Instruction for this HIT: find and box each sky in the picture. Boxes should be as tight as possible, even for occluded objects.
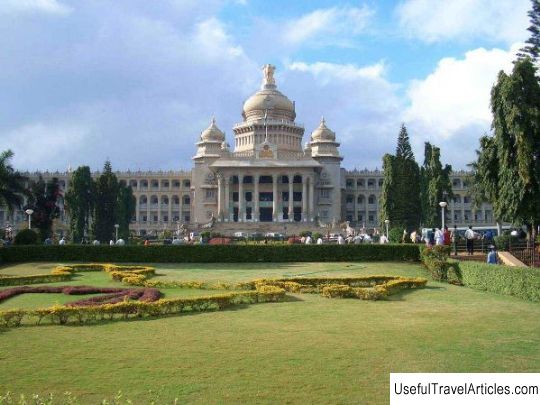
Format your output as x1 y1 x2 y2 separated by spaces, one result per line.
0 0 532 172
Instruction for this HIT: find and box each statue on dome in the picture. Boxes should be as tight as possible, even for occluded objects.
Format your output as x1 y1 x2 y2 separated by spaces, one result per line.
262 64 276 86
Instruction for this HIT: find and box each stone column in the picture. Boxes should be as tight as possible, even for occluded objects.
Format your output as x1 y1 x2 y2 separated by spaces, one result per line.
168 195 172 225
238 174 244 222
288 173 294 222
254 174 259 222
136 197 140 223
217 174 223 221
224 176 230 221
157 198 161 224
272 174 278 221
309 176 314 221
302 176 308 222
146 199 150 226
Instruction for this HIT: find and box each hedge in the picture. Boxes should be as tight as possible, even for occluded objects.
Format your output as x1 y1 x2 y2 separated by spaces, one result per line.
458 261 540 302
0 244 421 264
0 287 287 327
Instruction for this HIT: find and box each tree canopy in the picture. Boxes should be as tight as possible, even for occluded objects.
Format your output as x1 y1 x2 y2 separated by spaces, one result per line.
518 0 540 63
93 161 119 242
0 150 28 213
65 166 95 243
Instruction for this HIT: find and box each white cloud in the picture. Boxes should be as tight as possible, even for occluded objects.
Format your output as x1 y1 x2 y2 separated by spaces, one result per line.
397 0 529 44
404 44 519 140
283 5 374 47
0 0 71 15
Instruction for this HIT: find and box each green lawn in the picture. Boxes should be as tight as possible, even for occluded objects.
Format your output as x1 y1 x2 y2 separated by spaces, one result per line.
0 261 539 404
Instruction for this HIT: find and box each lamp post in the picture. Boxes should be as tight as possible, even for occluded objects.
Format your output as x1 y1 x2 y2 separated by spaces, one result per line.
25 209 34 230
384 219 390 238
114 224 119 242
439 201 448 229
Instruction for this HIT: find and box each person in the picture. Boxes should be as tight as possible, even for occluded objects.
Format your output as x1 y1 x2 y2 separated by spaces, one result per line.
379 234 389 244
305 235 312 244
451 225 458 256
92 239 100 246
426 228 435 246
401 229 408 244
172 237 182 245
443 226 451 246
44 237 52 246
487 245 498 264
109 239 115 246
144 239 149 247
300 235 306 244
435 228 444 245
337 234 345 245
410 230 417 244
59 237 66 246
316 236 323 245
465 225 475 255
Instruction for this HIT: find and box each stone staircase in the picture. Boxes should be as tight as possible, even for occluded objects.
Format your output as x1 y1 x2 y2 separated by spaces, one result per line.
209 221 329 236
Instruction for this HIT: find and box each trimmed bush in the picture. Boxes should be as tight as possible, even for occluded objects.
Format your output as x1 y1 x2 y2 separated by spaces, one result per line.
458 261 540 302
13 229 38 245
0 244 422 264
421 245 452 281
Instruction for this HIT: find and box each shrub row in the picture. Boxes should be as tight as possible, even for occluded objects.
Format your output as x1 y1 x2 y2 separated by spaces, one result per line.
0 286 286 327
0 264 155 286
0 244 421 264
0 285 161 306
458 261 540 302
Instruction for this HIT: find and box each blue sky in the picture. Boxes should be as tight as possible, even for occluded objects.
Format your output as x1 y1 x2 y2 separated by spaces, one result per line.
0 0 531 172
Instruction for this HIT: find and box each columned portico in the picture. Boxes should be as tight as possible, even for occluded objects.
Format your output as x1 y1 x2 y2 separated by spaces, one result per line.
238 174 244 222
302 178 308 221
253 174 259 222
272 174 278 221
288 173 294 222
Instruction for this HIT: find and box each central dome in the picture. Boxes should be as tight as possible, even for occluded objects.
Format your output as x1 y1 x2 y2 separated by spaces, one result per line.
242 64 296 122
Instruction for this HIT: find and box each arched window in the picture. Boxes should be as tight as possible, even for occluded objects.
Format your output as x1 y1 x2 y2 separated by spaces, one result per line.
357 195 365 204
183 196 191 205
368 195 376 204
161 196 169 205
150 195 158 205
129 180 138 188
346 194 354 203
172 195 180 205
139 195 147 204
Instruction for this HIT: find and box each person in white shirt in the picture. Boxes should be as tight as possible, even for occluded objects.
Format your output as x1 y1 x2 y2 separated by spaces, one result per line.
379 235 389 244
337 235 345 245
435 228 444 245
305 235 312 244
109 240 115 246
464 226 475 255
316 237 323 245
59 237 66 246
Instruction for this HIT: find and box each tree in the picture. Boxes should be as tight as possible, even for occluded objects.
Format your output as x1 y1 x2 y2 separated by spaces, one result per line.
0 150 28 213
475 57 540 239
26 177 61 240
420 143 453 227
116 183 135 240
518 0 540 63
468 135 499 210
65 166 95 243
380 125 422 231
93 161 119 242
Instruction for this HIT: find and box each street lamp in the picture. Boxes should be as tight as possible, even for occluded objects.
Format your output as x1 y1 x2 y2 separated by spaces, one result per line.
384 219 390 238
439 201 448 229
25 209 34 230
114 224 119 242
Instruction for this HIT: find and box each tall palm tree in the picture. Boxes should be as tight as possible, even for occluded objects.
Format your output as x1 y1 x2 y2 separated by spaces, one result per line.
0 150 28 213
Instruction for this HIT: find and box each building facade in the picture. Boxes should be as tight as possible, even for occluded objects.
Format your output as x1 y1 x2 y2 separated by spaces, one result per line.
0 65 495 237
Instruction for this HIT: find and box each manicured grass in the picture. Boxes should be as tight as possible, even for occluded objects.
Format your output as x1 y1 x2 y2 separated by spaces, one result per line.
0 262 539 404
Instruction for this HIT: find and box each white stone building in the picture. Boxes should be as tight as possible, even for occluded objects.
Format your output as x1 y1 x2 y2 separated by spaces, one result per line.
0 65 496 237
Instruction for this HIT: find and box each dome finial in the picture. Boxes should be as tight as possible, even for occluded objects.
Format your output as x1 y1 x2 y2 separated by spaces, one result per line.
321 116 326 126
262 64 276 89
211 115 216 125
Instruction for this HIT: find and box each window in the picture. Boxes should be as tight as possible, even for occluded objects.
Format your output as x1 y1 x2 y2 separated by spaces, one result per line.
378 179 383 187
153 215 158 222
163 215 169 222
205 190 215 199
282 192 289 202
172 180 180 188
320 189 330 198
357 179 365 187
463 196 471 204
368 179 376 188
293 175 302 184
357 213 364 221
293 192 302 202
184 214 190 222
346 179 354 188
357 195 364 204
243 176 253 184
183 180 191 188
259 175 272 184
452 179 461 187
233 192 239 202
320 210 328 219
142 215 147 222
368 195 376 204
259 192 273 202
245 192 252 202
281 175 289 184
346 194 354 203
453 195 462 204
183 196 190 205
246 207 252 220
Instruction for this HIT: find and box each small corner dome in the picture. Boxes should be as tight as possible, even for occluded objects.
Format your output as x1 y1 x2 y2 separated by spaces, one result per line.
311 117 336 142
200 117 225 142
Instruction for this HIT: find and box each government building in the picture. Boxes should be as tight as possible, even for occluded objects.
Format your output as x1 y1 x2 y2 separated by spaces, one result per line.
0 65 495 237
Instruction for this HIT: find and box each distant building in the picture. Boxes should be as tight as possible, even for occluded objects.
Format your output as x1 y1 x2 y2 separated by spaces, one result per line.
0 65 495 237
